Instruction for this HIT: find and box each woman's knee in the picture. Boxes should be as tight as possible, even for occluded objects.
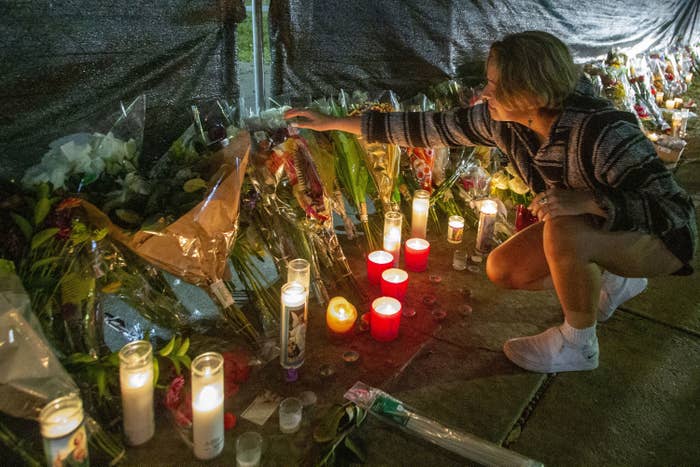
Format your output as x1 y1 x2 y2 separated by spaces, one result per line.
486 247 519 288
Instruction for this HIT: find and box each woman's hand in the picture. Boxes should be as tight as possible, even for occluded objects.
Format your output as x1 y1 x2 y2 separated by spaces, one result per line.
529 187 604 221
284 109 362 134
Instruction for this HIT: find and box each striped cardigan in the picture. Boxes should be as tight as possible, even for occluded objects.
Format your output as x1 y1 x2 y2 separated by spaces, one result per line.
361 86 697 271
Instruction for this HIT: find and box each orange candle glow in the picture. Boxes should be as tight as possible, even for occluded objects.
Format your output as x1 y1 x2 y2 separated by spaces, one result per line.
326 296 357 335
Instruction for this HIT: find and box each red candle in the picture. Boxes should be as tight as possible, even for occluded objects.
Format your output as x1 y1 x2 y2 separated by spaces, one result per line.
370 296 402 341
380 268 409 301
404 238 430 272
366 250 394 285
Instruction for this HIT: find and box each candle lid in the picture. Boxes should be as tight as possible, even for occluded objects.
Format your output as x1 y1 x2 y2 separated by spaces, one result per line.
285 368 298 382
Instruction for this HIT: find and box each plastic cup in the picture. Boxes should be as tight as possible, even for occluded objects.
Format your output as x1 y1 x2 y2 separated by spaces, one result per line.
236 431 262 467
279 397 302 434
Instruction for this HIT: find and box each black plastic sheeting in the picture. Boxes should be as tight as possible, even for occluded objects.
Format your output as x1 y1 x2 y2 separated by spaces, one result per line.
269 0 700 103
0 0 245 179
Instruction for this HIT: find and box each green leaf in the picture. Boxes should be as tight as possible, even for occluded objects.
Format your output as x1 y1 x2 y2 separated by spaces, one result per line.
158 336 176 356
66 353 98 365
106 352 120 367
10 213 32 240
313 404 348 443
153 357 160 385
33 197 51 227
30 228 59 250
343 436 366 463
30 256 61 271
170 356 182 375
175 337 190 356
96 368 107 398
179 354 192 369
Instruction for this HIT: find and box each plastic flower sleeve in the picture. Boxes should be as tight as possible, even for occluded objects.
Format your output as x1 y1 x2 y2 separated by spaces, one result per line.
0 270 78 419
344 381 543 467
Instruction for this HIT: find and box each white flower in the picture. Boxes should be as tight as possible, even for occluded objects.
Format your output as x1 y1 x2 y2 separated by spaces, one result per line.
123 172 150 195
491 171 510 190
508 175 530 195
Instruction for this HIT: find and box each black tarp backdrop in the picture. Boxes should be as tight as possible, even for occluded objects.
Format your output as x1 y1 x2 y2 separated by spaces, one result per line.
1 1 699 180
269 0 700 102
0 0 245 180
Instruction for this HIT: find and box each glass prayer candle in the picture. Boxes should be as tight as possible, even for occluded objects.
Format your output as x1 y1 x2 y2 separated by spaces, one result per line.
366 250 394 285
280 282 308 377
119 340 155 446
404 238 430 272
475 199 498 254
191 352 225 460
447 215 465 244
287 258 310 292
685 73 693 84
40 394 89 467
411 189 430 239
674 97 683 109
370 296 402 342
326 296 357 336
383 211 403 267
655 91 664 105
679 108 689 138
380 268 409 301
665 99 675 110
672 111 683 138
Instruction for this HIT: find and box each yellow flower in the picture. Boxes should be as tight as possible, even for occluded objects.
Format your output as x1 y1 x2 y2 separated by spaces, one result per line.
508 175 530 195
491 171 510 190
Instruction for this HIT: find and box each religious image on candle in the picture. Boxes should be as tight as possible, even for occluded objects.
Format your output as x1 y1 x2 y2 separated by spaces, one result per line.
119 340 155 446
446 215 465 244
280 282 308 370
40 394 89 467
475 199 498 254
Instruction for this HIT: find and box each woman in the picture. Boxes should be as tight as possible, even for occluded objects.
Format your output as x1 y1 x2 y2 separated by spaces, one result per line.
284 31 697 373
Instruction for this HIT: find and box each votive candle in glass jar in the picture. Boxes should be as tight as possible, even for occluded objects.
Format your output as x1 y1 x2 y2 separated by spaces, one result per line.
447 215 465 244
404 238 430 272
370 296 402 342
366 250 394 285
411 190 430 239
380 268 409 301
655 91 664 105
119 340 155 446
383 211 403 267
191 352 225 460
40 394 89 467
665 99 675 110
475 199 498 254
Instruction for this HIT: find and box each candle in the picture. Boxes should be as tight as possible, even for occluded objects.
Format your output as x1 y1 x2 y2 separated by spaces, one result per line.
411 189 430 239
280 282 308 379
119 340 155 446
383 211 403 267
655 91 665 105
665 99 675 110
447 215 465 244
326 296 357 335
672 111 683 138
370 296 402 342
40 394 89 467
647 132 659 142
287 258 310 292
366 250 394 284
380 268 409 301
685 73 693 84
679 108 690 138
475 199 498 254
674 97 683 109
192 352 225 460
404 238 430 272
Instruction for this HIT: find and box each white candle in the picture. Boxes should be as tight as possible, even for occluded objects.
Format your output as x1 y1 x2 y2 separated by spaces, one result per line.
40 394 89 466
447 215 465 244
119 340 154 446
685 73 693 84
192 353 225 460
280 282 308 372
475 200 498 254
665 99 675 110
383 211 403 267
411 190 430 239
655 91 665 105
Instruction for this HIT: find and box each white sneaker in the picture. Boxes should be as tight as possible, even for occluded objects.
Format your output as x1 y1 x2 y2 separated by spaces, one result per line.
503 326 599 373
598 272 648 322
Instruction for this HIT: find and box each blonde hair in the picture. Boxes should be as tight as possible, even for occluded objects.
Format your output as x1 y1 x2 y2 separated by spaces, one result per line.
488 31 579 110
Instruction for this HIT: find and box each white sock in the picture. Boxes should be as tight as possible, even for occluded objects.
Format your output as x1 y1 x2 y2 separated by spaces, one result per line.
560 321 596 347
